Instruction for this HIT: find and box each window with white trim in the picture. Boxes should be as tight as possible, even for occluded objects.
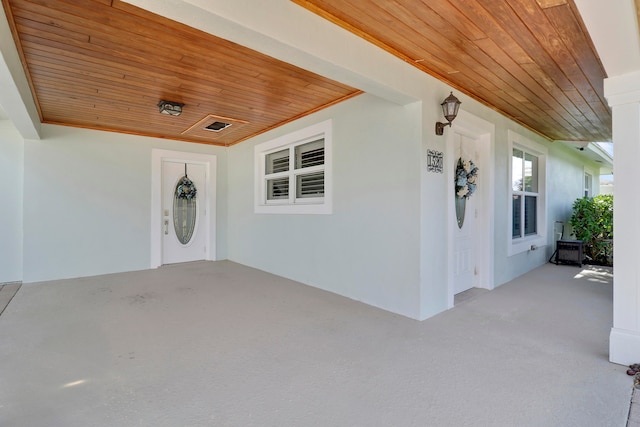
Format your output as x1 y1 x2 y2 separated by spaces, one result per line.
511 148 539 238
508 131 546 256
255 120 332 214
584 172 592 197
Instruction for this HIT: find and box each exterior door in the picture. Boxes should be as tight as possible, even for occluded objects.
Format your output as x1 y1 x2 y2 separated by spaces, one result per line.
452 134 478 295
162 161 207 265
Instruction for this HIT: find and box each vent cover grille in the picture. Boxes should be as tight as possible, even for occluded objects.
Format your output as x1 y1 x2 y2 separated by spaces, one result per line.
205 121 232 132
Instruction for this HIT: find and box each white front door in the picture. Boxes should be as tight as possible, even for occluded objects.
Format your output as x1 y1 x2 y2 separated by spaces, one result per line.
162 160 207 265
445 111 494 308
452 134 478 295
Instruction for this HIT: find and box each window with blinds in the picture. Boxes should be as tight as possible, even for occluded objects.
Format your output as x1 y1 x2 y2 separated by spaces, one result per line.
264 139 324 201
255 120 332 214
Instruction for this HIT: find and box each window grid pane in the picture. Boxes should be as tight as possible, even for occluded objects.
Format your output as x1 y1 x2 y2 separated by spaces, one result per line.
584 173 591 197
295 139 324 169
267 177 289 200
524 153 538 192
512 149 524 191
296 172 324 198
524 195 537 236
266 149 289 174
512 195 522 238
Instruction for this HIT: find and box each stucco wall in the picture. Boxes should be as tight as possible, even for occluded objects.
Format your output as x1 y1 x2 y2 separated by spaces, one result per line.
547 142 602 242
225 89 604 319
227 94 424 319
0 121 24 283
20 125 227 283
491 128 604 287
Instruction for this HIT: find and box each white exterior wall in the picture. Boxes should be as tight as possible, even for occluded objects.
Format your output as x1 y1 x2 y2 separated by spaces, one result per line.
20 124 227 283
228 94 424 319
0 121 24 283
547 142 602 239
475 123 601 288
227 90 599 319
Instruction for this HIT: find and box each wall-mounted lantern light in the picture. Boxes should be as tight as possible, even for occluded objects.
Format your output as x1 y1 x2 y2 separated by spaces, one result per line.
435 92 461 135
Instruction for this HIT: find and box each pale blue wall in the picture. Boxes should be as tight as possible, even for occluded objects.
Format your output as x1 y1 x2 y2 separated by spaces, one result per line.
491 127 604 287
0 121 23 283
226 90 604 319
547 142 602 241
21 125 227 283
227 94 424 319
491 126 545 285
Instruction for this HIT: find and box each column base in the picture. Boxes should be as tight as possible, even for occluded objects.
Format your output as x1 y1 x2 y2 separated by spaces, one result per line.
610 327 640 365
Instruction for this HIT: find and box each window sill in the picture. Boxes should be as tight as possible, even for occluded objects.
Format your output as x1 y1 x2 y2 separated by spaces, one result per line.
255 203 332 215
508 235 546 257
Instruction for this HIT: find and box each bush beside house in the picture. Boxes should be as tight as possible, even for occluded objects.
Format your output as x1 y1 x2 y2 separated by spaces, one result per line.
570 194 613 266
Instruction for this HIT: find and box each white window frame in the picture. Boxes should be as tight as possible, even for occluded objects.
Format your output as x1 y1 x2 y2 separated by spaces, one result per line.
254 120 332 214
584 171 593 198
507 130 547 256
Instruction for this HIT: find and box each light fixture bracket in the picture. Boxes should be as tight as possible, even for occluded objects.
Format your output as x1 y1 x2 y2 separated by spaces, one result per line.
435 121 451 135
158 100 184 116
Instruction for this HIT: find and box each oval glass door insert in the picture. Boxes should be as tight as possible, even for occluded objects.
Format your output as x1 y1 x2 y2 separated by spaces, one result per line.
173 175 197 245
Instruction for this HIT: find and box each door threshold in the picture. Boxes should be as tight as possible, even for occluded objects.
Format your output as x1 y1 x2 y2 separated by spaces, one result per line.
160 260 209 268
454 287 489 306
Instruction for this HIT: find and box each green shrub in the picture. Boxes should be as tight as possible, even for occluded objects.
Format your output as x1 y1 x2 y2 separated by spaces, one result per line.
569 194 613 265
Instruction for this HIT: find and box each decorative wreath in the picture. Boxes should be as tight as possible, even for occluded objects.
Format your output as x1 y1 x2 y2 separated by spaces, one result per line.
455 157 479 199
175 176 197 200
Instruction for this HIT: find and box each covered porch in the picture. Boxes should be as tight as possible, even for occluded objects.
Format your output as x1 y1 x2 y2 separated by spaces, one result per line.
0 260 630 426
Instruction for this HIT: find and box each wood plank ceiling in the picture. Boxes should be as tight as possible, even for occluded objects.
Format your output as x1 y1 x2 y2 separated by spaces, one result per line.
293 0 611 142
2 0 612 145
0 0 361 146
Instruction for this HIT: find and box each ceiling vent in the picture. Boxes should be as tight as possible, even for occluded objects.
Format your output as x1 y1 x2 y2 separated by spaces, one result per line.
182 114 249 144
205 121 232 132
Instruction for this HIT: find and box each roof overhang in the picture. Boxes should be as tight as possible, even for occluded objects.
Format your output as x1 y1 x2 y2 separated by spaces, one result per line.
557 140 613 174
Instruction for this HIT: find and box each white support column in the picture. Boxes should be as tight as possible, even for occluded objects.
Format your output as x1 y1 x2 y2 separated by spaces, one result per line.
606 70 640 365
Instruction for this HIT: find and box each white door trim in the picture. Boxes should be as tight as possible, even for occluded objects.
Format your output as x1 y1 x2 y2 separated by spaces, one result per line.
446 110 495 308
151 149 217 268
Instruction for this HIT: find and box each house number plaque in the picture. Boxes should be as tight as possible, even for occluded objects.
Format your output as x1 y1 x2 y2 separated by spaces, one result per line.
427 149 443 173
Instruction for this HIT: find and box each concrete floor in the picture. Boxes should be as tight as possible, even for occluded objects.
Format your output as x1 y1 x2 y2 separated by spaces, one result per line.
0 282 21 315
0 261 632 426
